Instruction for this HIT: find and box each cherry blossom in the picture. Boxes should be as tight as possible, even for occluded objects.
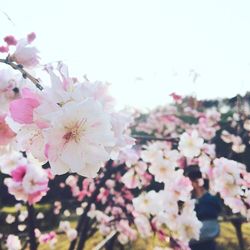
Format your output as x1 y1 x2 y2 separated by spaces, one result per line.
178 130 204 158
6 60 134 177
211 157 250 216
6 235 21 250
4 156 49 204
9 33 40 68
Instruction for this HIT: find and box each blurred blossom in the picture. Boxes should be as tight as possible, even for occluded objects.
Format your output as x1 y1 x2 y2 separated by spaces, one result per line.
6 235 21 250
6 214 15 224
18 224 26 232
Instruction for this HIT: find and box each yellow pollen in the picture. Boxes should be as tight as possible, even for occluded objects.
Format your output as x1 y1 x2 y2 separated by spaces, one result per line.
63 119 87 143
159 166 167 173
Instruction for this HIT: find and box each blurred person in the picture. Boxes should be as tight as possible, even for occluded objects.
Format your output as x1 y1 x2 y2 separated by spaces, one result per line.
185 166 221 250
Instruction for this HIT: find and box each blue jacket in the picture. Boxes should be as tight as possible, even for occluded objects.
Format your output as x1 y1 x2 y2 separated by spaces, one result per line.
195 192 221 221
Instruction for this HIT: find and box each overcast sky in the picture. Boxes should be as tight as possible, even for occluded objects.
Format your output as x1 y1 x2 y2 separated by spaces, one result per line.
1 0 250 109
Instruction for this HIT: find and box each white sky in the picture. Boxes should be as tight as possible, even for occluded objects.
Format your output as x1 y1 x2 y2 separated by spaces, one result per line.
1 0 250 109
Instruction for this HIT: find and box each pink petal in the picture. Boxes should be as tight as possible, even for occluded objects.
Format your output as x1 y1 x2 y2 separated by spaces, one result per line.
0 114 16 145
11 165 27 182
21 88 41 100
28 191 44 205
44 143 50 159
10 98 40 124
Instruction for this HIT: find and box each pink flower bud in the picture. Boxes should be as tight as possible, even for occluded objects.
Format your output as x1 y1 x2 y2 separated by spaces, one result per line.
0 46 9 53
27 32 36 43
4 35 17 46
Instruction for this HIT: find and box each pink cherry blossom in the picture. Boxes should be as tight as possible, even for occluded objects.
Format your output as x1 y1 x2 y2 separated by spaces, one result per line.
211 157 250 216
45 100 115 177
170 92 182 103
10 35 40 68
4 158 49 205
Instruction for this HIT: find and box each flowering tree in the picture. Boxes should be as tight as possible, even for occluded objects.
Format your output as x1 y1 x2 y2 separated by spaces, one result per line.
0 33 250 250
132 94 250 219
0 33 133 250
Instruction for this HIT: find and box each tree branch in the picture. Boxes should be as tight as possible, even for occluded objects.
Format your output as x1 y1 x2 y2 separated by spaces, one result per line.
132 134 179 142
27 204 38 250
0 57 43 90
68 161 124 250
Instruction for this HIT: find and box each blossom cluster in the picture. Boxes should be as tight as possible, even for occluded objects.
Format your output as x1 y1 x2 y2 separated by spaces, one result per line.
0 33 134 178
58 221 77 241
71 138 204 249
211 157 250 218
1 32 250 250
137 142 202 247
3 154 49 205
36 230 57 249
134 94 250 220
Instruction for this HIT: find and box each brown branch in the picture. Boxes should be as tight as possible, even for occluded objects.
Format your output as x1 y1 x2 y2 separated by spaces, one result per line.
132 134 179 142
0 57 43 90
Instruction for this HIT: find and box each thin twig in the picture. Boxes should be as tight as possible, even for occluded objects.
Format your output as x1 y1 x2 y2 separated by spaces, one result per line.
0 58 43 90
132 134 179 141
0 9 16 26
